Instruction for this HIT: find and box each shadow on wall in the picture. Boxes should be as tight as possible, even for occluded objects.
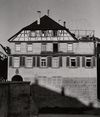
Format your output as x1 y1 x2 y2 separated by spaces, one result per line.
30 80 100 115
30 79 88 115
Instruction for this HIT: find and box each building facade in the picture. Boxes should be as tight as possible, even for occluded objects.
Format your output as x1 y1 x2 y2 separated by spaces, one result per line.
8 15 98 107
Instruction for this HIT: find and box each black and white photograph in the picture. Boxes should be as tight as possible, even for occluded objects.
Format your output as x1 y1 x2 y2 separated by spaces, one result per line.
0 0 100 117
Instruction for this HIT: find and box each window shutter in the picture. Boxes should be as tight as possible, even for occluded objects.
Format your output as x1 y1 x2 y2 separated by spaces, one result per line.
59 56 62 67
37 56 40 67
33 56 35 67
77 56 80 67
20 56 22 67
82 56 85 67
66 56 69 67
9 56 12 67
20 56 25 67
22 57 25 66
47 56 52 67
92 56 96 67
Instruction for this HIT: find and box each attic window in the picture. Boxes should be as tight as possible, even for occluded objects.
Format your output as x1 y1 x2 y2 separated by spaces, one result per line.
29 31 36 37
42 30 47 37
53 30 58 37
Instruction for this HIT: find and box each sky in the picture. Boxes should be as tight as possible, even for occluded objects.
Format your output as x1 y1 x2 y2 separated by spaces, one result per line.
0 0 100 46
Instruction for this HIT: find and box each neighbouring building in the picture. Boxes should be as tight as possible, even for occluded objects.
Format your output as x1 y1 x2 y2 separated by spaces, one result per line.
0 44 8 81
8 13 99 107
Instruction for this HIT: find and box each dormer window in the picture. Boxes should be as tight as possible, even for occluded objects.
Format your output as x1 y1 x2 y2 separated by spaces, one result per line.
67 43 73 52
15 44 21 52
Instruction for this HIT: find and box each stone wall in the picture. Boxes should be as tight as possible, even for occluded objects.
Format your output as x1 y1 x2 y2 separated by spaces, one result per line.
0 81 30 117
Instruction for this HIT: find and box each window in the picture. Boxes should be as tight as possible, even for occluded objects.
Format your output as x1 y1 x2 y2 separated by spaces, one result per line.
53 30 58 37
85 58 92 67
52 57 59 68
15 44 21 52
27 44 32 52
70 57 77 67
25 57 33 68
29 31 35 37
41 43 46 52
42 30 47 37
13 57 20 68
36 30 41 37
67 44 73 52
53 43 58 52
40 57 47 67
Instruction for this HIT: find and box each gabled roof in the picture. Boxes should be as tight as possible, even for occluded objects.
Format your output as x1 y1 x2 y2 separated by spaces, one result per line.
24 15 65 30
8 15 78 42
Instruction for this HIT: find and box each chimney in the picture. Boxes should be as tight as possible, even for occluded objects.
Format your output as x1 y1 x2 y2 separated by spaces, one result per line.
63 21 66 27
47 9 50 17
37 11 41 25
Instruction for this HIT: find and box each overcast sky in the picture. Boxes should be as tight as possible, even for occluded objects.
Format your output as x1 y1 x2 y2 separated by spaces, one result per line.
0 0 100 46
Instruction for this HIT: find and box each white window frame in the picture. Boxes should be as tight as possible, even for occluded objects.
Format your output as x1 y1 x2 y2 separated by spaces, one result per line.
85 57 92 68
52 57 59 68
40 57 47 68
70 57 77 67
13 57 20 68
41 43 46 52
25 57 33 68
27 44 33 52
15 44 21 52
67 43 73 52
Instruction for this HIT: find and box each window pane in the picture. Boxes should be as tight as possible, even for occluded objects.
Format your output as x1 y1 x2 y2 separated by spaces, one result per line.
26 57 33 68
86 58 91 67
15 44 21 52
13 57 20 68
52 57 59 68
41 43 46 52
27 44 32 52
40 57 47 67
67 44 73 52
70 58 76 67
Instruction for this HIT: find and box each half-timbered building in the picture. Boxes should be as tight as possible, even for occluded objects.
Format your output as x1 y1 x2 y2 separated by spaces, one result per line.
8 14 98 107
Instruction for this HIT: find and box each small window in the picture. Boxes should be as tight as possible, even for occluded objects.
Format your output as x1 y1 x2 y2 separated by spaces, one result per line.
15 44 21 52
40 57 47 67
25 57 33 68
27 44 32 52
41 43 46 52
52 57 59 68
70 58 77 67
67 44 73 52
53 43 58 52
42 30 47 37
13 57 20 68
85 58 92 67
29 31 36 37
36 30 41 37
53 30 58 37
